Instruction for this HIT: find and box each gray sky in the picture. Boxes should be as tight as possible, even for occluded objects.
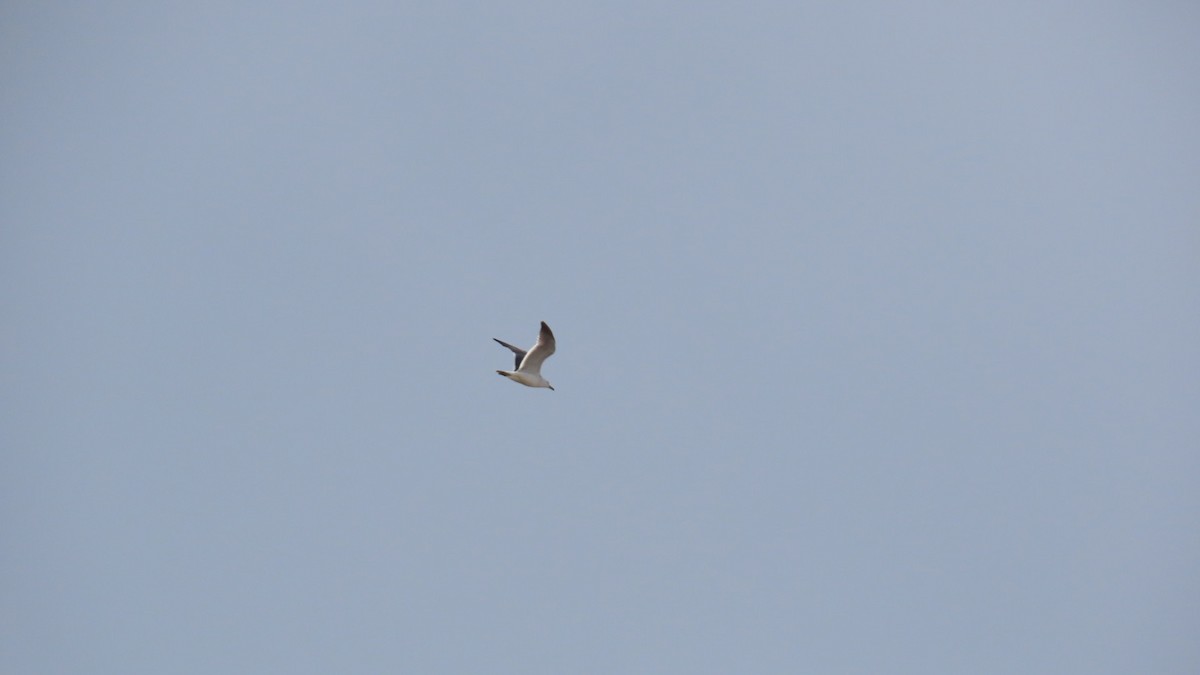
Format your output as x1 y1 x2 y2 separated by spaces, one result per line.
3 2 1198 673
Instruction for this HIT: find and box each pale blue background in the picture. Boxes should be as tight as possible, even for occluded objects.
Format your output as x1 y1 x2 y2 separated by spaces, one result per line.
3 2 1198 673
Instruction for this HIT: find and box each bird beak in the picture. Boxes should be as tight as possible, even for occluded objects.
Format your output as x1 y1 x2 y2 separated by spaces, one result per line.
549 385 555 391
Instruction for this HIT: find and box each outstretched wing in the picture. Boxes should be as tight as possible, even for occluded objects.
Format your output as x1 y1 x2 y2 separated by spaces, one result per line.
517 321 556 374
493 338 527 370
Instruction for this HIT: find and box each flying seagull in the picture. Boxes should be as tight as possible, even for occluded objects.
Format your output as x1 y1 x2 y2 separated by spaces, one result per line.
494 321 556 390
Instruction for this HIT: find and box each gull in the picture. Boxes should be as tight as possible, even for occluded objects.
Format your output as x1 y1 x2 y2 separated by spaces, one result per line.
494 321 556 390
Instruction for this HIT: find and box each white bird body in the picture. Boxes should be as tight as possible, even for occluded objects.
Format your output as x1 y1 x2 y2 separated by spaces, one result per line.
494 321 556 391
500 370 552 389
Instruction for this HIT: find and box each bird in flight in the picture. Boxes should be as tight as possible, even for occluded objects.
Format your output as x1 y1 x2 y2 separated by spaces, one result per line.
494 321 556 391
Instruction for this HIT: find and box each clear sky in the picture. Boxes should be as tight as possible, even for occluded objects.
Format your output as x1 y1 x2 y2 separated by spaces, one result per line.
3 2 1198 673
